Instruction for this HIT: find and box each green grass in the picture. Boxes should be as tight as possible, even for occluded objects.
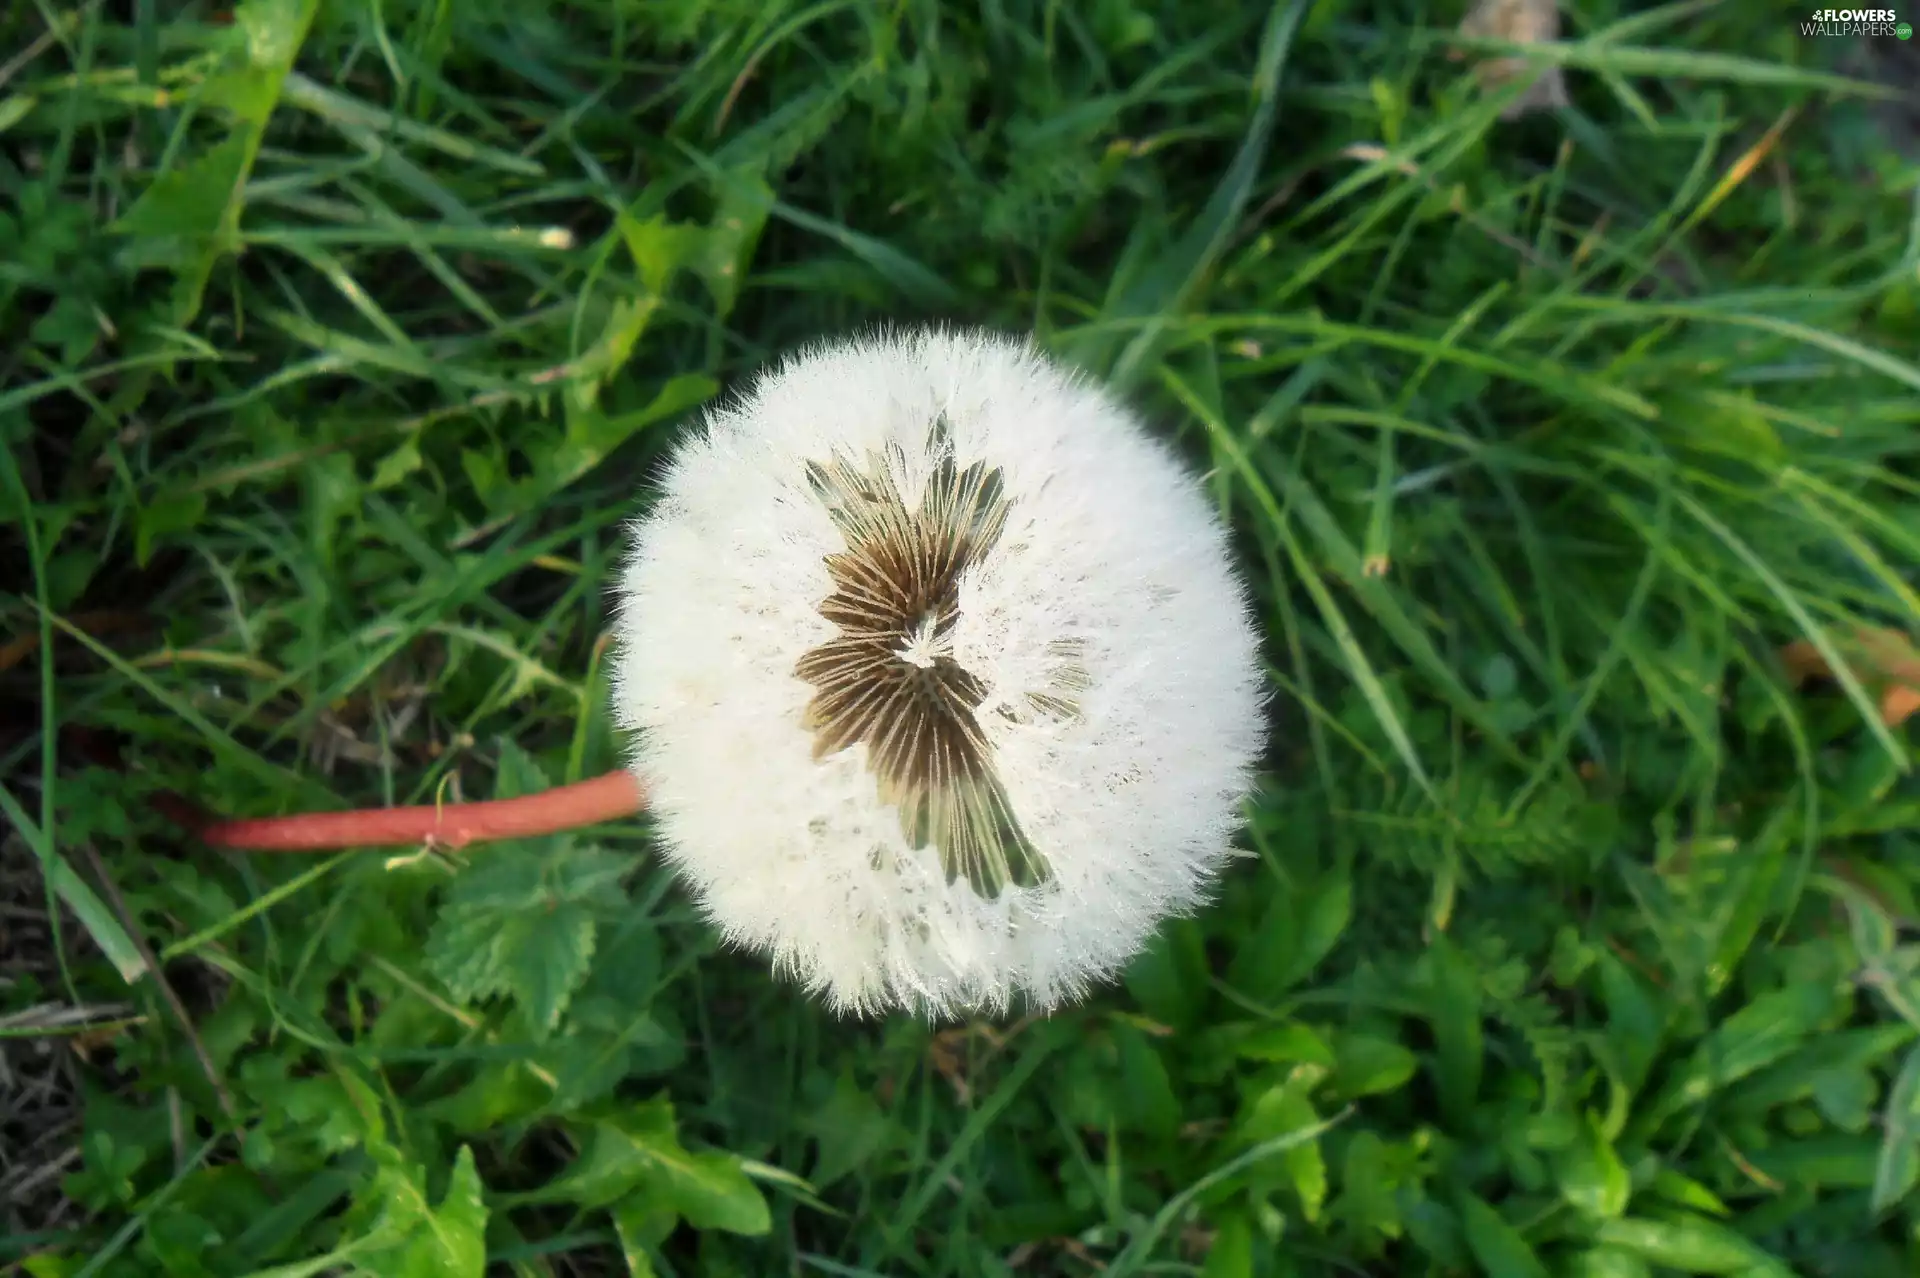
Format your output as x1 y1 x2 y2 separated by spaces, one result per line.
4 0 1920 1274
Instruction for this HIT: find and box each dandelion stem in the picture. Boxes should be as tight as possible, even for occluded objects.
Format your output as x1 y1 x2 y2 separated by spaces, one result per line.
169 769 646 852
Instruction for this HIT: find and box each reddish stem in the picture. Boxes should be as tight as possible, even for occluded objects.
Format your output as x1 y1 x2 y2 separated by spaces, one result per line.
187 769 646 852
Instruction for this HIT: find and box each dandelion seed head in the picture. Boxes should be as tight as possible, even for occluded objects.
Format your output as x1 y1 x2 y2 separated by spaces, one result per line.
610 327 1265 1018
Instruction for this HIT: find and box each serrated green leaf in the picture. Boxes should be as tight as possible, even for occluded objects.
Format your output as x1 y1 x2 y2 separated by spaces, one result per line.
510 902 597 1034
438 851 549 913
493 738 551 799
424 900 595 1035
565 297 659 411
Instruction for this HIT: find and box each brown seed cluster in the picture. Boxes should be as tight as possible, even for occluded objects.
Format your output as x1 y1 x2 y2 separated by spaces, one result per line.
794 419 1053 900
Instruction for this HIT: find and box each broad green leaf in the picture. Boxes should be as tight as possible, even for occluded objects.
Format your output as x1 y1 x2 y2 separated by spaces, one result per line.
694 167 773 316
525 1099 677 1209
1596 952 1666 1094
1730 1024 1914 1115
1647 1170 1731 1218
1200 1211 1255 1278
1458 1193 1550 1278
1649 983 1837 1123
530 1101 771 1236
1125 919 1212 1029
120 0 318 324
1114 1024 1182 1137
618 212 702 293
802 1073 894 1188
1330 1033 1419 1099
1810 1065 1876 1132
1403 1197 1467 1269
1428 935 1484 1128
355 1146 489 1278
1236 1022 1336 1068
1226 867 1350 1003
370 437 424 490
1236 1068 1328 1222
612 1200 673 1277
1556 1113 1631 1219
135 492 208 567
1334 1132 1402 1237
654 1152 771 1236
1747 1134 1880 1188
112 136 250 258
565 297 660 412
1568 1248 1654 1278
418 1065 552 1134
1292 867 1352 987
1594 1216 1771 1274
1871 1042 1920 1215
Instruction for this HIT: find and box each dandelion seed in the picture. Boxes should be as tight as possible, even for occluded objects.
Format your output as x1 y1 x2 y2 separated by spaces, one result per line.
609 327 1265 1018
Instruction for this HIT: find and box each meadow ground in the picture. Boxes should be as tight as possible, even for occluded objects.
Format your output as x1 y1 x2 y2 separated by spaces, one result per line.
4 2 1920 1275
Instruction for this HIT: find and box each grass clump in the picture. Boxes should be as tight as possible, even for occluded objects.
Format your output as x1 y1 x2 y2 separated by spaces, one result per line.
4 1 1920 1275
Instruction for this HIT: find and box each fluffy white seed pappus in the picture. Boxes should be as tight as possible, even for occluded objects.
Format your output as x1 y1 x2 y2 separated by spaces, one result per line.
610 327 1265 1018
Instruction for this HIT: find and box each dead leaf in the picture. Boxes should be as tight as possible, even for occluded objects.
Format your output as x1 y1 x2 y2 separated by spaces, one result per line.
1457 0 1569 121
1781 625 1920 728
